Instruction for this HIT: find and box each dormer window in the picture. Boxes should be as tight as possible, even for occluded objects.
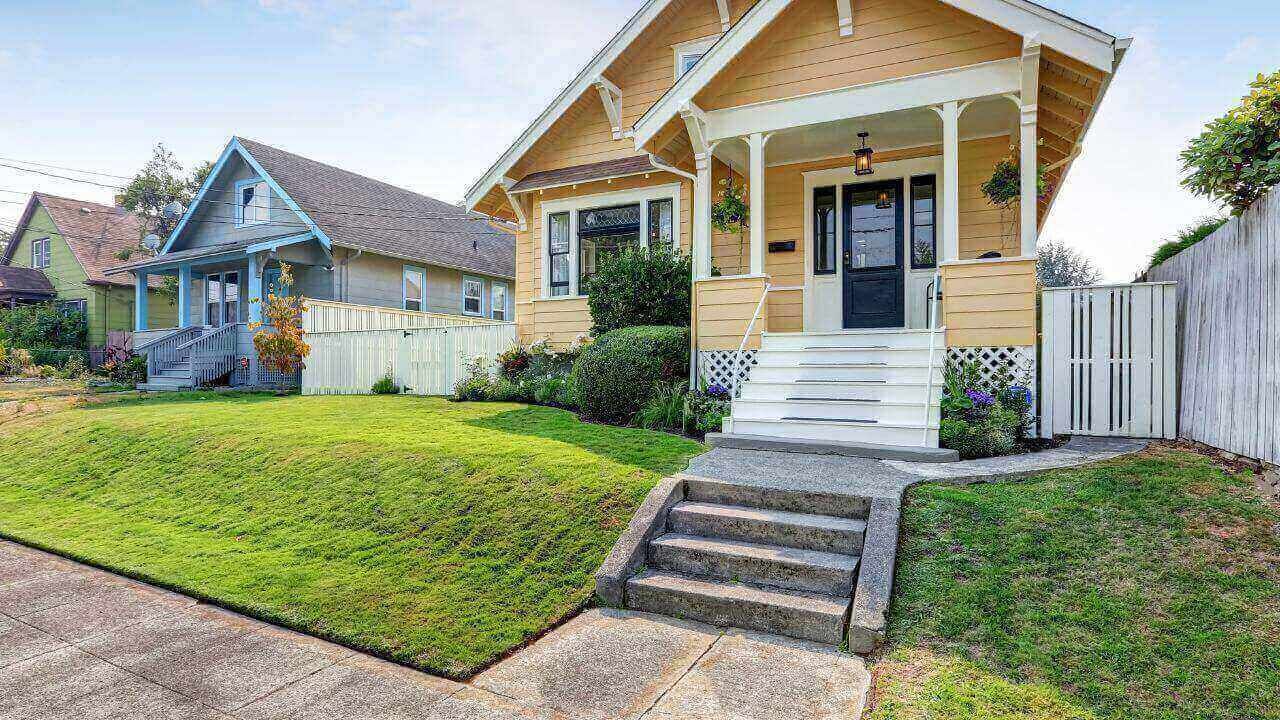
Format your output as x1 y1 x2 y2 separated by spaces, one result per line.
234 179 270 226
673 36 718 80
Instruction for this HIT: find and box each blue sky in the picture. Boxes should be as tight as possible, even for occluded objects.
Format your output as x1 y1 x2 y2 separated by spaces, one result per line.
1 0 1277 279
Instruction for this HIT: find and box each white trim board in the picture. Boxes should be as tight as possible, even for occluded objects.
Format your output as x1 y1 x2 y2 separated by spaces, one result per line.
538 182 682 299
462 0 678 211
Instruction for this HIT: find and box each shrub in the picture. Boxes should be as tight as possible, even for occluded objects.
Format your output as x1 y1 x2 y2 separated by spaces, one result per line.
1181 70 1280 214
583 246 692 335
684 384 730 436
61 353 88 379
940 417 1017 460
250 262 310 377
495 345 532 380
452 355 495 401
488 377 529 403
572 325 690 424
0 302 87 352
1149 216 1230 268
637 381 688 431
99 355 147 386
939 360 1033 459
4 348 33 376
371 369 400 395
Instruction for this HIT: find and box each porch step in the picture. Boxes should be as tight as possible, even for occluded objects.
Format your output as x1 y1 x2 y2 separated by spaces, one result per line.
684 476 871 519
669 501 867 553
139 378 193 391
732 398 939 424
750 364 939 383
705 433 959 462
649 533 859 595
763 329 943 350
626 570 849 645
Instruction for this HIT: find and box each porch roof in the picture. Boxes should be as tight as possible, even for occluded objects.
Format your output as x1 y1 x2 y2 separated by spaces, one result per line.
506 156 657 194
104 235 291 275
0 265 56 300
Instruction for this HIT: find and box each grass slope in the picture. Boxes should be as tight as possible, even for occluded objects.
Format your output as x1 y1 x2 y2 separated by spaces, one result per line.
869 446 1280 720
0 392 702 678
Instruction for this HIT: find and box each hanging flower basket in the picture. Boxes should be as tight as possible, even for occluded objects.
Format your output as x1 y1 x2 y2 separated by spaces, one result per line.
711 178 749 234
981 155 1052 209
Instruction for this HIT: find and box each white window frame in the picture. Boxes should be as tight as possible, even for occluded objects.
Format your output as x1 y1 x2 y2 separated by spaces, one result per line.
673 36 719 80
60 298 86 315
31 237 50 269
462 275 485 316
234 178 270 227
490 281 510 321
402 265 426 312
539 183 682 300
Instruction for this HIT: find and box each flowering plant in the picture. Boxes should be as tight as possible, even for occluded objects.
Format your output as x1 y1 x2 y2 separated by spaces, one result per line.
249 262 310 379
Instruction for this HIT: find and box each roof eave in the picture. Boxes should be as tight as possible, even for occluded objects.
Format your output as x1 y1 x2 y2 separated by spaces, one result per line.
333 242 515 282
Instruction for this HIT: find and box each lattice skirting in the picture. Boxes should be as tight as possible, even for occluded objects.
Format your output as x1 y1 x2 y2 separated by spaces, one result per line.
233 365 301 388
946 346 1039 425
697 350 758 397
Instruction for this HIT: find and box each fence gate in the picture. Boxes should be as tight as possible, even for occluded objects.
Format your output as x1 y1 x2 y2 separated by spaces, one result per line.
1040 282 1177 439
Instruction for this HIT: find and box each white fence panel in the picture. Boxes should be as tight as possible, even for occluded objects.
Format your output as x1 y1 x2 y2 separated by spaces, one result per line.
1041 282 1178 439
304 299 500 333
302 323 516 396
1147 186 1280 464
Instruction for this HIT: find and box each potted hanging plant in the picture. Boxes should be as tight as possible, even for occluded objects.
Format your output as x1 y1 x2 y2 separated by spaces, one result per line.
711 171 749 274
981 146 1052 247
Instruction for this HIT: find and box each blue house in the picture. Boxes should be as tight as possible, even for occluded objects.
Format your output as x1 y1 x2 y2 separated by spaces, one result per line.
107 137 515 389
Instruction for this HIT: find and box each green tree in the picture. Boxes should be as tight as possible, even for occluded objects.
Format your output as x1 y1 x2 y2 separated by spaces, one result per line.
1180 70 1280 214
120 143 213 249
1036 240 1101 288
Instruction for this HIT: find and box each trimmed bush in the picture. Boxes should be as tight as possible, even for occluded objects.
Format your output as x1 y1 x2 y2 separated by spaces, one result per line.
371 371 400 395
572 325 690 424
584 247 692 335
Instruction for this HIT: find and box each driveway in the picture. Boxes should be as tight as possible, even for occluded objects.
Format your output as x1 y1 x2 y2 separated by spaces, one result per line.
0 541 869 719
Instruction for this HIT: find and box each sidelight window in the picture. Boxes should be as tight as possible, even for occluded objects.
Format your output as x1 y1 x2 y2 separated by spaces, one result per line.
813 186 836 275
910 175 937 269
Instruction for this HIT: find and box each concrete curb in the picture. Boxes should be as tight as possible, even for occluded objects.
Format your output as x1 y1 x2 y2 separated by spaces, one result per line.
707 433 959 463
594 475 686 607
845 496 901 654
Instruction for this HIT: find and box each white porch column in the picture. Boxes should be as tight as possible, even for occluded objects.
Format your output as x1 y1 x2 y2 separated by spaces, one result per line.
134 271 148 331
177 264 193 328
938 100 962 263
247 254 263 324
692 152 713 279
1019 38 1042 257
747 132 767 276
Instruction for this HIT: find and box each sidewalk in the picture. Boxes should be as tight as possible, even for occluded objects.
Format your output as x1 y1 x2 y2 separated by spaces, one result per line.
0 541 869 720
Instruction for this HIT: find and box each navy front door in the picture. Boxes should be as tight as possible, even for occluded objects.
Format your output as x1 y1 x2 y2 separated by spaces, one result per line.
841 180 904 329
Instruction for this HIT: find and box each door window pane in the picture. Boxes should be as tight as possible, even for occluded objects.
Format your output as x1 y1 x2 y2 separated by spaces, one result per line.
911 176 937 269
648 199 674 249
814 186 836 275
847 187 898 270
548 212 570 297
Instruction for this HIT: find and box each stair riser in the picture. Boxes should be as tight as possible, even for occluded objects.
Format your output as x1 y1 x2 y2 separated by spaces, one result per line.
649 542 856 596
730 400 940 424
625 581 846 645
739 382 934 404
669 508 865 554
685 478 869 520
729 419 938 447
756 348 939 366
762 332 942 350
750 366 942 383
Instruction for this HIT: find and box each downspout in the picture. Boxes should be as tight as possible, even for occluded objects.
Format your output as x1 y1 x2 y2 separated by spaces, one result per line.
337 248 362 303
648 153 702 387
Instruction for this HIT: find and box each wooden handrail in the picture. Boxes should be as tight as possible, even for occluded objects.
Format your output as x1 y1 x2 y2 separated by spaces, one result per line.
139 327 203 378
187 323 241 387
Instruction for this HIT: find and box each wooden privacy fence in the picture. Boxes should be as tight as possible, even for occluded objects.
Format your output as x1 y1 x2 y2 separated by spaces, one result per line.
304 299 501 333
303 323 516 396
1147 186 1280 464
1040 282 1178 439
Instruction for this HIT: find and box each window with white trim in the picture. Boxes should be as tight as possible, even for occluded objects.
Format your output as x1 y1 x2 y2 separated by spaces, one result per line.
403 266 425 311
60 299 86 315
31 238 50 269
490 281 509 321
542 185 681 299
462 276 484 316
673 36 717 80
234 179 270 226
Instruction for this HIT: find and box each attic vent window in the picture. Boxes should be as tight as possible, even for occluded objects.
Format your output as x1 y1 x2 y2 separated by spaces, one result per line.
234 179 270 226
673 36 718 80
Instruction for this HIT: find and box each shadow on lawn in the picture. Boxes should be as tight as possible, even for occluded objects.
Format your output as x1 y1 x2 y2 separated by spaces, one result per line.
465 406 705 476
79 390 285 412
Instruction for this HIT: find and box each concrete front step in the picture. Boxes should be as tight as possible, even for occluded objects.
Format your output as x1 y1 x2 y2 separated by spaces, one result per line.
705 433 959 462
649 532 859 595
728 417 938 447
684 476 870 520
668 501 867 554
625 570 849 645
730 398 940 424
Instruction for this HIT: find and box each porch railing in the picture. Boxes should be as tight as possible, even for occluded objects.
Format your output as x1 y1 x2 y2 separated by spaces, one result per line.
179 323 240 387
922 271 945 445
139 327 203 377
733 282 772 396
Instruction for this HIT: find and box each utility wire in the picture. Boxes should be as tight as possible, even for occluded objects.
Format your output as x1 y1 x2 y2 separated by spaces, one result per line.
0 156 133 180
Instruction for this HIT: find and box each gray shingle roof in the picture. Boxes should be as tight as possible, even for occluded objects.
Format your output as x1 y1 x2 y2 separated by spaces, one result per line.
0 265 55 296
236 138 514 279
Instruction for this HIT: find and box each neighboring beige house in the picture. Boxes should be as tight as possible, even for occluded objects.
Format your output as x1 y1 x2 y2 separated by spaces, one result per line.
109 137 515 389
466 0 1127 448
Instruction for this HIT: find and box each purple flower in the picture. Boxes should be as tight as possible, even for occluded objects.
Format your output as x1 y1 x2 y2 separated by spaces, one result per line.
966 389 995 406
706 383 731 401
1009 385 1033 404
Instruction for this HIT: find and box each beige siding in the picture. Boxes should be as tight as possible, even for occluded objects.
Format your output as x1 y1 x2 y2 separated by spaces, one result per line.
694 275 768 351
958 135 1020 259
940 258 1036 347
518 297 593 348
698 0 1019 110
338 251 507 319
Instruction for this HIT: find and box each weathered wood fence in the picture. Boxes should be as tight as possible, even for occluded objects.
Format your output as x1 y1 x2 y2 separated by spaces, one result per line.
303 323 516 396
1146 186 1280 464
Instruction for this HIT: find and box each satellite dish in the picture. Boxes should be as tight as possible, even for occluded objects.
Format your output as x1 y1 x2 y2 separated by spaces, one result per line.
161 201 185 220
142 234 162 251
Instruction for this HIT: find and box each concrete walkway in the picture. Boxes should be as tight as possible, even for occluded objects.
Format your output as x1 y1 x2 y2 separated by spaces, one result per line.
0 541 868 720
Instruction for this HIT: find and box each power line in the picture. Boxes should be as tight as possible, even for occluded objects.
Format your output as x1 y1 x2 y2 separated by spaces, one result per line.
0 162 122 189
0 156 133 181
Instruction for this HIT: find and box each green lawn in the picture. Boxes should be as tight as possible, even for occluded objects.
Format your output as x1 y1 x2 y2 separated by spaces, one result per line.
868 446 1280 720
0 392 703 678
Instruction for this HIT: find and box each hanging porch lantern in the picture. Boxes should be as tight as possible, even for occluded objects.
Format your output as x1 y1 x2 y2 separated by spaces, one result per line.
853 131 875 176
875 189 892 209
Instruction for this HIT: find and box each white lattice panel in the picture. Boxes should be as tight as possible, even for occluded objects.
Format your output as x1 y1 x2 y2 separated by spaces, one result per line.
946 346 1035 391
698 350 758 397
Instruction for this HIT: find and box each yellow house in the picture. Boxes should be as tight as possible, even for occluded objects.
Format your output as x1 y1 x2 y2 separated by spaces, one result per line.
466 0 1127 449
